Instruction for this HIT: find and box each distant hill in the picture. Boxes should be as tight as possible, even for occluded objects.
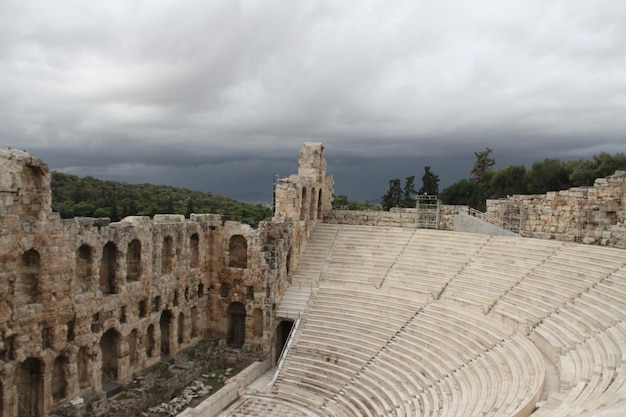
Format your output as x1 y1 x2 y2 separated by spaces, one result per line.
50 172 273 227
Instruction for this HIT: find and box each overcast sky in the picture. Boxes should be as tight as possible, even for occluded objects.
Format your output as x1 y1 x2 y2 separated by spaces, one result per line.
1 0 625 203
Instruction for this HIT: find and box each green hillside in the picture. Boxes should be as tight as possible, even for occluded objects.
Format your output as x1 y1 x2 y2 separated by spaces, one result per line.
50 172 273 227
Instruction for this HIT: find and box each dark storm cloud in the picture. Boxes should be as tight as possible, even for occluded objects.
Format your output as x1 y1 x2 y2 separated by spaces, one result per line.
1 0 625 202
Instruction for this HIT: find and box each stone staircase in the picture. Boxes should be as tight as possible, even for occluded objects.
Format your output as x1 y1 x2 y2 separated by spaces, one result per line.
275 287 312 320
276 224 340 320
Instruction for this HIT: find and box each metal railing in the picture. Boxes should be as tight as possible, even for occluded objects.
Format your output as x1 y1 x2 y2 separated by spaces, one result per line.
267 314 301 390
466 207 519 233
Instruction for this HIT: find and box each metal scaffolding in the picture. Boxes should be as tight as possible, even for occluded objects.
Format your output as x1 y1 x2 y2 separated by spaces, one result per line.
416 195 441 229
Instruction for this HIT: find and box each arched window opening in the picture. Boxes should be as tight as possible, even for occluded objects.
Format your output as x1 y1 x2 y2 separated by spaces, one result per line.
161 236 174 274
99 242 117 294
126 239 141 281
76 244 92 290
227 302 246 348
177 313 185 345
128 329 138 367
100 329 120 382
77 347 90 389
52 356 68 403
190 233 199 268
145 325 155 358
191 307 198 338
16 357 43 417
300 187 307 221
275 320 294 364
318 189 323 219
160 310 173 356
309 187 317 220
253 308 263 338
229 235 247 268
17 249 40 304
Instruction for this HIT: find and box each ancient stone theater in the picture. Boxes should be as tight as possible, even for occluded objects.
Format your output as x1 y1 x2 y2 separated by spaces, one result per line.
1 143 626 417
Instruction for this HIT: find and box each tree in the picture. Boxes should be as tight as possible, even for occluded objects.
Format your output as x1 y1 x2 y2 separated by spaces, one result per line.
569 152 626 186
470 147 495 184
440 179 484 209
489 165 527 198
401 176 417 208
332 195 349 208
418 166 440 196
525 158 574 194
381 179 402 211
185 198 195 218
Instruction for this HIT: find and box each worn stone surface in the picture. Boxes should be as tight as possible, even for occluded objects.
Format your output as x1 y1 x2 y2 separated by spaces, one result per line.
324 205 463 230
0 143 332 417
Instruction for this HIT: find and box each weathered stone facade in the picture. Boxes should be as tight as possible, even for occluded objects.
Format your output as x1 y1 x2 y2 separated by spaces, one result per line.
0 143 332 416
486 171 626 248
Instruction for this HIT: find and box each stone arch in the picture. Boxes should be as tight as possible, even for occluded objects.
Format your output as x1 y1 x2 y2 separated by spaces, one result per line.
190 233 199 268
76 244 92 291
227 302 246 348
177 312 185 345
77 347 90 389
309 187 317 220
17 249 40 304
253 308 263 338
51 356 68 403
16 357 43 417
126 239 141 281
318 188 323 219
300 187 307 221
229 235 247 268
145 324 155 358
128 329 138 367
275 320 294 365
99 242 117 294
100 328 120 382
161 236 174 274
190 307 198 338
160 310 173 356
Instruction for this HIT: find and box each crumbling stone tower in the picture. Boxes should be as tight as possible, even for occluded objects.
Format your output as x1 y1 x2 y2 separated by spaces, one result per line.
274 142 333 278
0 143 332 417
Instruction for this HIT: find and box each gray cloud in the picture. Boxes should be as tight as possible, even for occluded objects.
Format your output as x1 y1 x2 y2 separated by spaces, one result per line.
1 0 625 202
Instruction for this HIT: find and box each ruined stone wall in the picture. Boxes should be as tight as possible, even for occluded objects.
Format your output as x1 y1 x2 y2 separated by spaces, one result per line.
486 171 626 248
0 143 332 417
274 142 333 283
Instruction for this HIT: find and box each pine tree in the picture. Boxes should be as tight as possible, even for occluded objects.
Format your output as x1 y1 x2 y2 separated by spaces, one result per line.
401 176 417 208
470 147 495 184
381 179 402 211
418 166 440 196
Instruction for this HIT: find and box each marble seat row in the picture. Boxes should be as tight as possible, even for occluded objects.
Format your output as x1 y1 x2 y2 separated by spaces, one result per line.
283 299 543 416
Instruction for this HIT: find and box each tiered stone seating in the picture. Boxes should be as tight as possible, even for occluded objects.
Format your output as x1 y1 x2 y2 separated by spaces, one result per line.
527 267 626 416
440 237 562 311
275 298 545 417
383 230 489 296
219 225 626 417
273 285 423 411
277 224 342 319
489 245 624 331
320 225 415 287
291 223 341 287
